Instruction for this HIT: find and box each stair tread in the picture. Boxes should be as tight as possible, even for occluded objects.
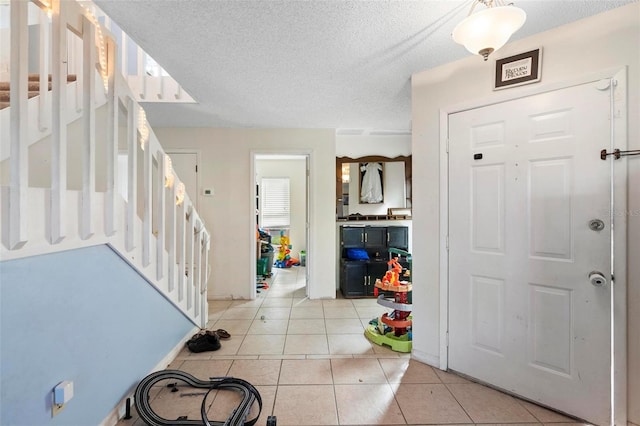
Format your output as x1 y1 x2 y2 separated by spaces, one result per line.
28 74 77 82
0 75 78 105
0 91 50 101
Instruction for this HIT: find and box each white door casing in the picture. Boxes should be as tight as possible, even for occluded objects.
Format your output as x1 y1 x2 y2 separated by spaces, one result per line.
252 153 311 298
448 81 613 425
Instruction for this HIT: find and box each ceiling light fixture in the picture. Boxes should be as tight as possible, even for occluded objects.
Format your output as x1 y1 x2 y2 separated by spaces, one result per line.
452 0 526 61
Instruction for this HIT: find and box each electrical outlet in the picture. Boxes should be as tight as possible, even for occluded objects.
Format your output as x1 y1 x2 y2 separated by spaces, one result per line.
202 188 214 197
52 380 73 417
52 399 66 417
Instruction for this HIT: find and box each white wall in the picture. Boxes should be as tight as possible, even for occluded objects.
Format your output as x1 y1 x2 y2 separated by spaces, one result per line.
155 128 336 300
256 158 307 259
411 3 639 422
336 134 411 158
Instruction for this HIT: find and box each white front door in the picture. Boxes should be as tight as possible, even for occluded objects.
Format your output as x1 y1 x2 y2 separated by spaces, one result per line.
448 81 612 425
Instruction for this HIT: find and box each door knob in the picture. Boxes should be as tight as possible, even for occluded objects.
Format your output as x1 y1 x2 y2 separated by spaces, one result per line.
588 219 605 231
588 271 607 287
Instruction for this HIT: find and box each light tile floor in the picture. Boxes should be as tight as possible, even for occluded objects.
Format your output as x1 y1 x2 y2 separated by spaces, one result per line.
118 267 587 426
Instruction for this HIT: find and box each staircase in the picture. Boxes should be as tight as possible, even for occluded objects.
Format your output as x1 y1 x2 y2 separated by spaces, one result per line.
1 0 210 326
1 1 211 424
0 74 77 110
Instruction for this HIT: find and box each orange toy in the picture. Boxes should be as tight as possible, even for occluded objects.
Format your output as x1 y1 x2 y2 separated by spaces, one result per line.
374 257 412 293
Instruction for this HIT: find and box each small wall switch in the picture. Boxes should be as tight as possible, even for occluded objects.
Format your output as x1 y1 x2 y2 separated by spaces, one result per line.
202 188 214 197
54 381 74 405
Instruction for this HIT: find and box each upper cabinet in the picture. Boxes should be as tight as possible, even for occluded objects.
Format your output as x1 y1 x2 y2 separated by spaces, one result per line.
341 226 387 249
341 226 365 249
387 226 409 250
340 226 408 251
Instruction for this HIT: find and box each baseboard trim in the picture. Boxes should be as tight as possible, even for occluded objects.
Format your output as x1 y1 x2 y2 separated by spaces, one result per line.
411 349 440 370
99 326 200 426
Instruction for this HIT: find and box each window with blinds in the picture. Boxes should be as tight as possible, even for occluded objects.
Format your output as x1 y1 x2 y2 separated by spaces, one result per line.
260 178 290 228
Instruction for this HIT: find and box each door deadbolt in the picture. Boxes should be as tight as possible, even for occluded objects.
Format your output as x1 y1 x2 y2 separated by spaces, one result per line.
589 271 607 287
588 219 605 231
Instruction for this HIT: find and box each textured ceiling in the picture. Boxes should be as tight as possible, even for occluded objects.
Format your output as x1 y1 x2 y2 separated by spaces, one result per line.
94 0 634 132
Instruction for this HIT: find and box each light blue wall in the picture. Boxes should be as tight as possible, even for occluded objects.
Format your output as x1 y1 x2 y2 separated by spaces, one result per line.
0 245 194 426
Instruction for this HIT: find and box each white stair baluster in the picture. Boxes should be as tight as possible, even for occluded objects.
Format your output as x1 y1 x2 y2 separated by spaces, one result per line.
50 0 68 245
80 16 96 240
8 0 29 250
104 38 117 237
156 150 166 279
125 97 137 251
38 8 50 132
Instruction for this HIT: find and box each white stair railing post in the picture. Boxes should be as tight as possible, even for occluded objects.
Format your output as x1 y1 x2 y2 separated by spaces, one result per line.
120 32 128 80
104 38 117 236
194 220 202 318
50 0 68 245
125 97 137 252
38 7 50 132
158 74 165 100
137 49 146 99
141 119 152 267
186 205 194 310
80 15 96 240
167 180 177 292
201 233 210 328
8 0 29 250
71 29 82 113
156 151 166 279
177 199 186 302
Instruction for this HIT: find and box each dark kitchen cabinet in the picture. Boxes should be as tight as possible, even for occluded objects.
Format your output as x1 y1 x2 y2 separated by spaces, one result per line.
339 225 408 298
387 226 408 251
340 260 389 298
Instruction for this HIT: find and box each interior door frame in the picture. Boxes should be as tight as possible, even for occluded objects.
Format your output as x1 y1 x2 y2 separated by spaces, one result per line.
439 67 628 423
250 150 312 299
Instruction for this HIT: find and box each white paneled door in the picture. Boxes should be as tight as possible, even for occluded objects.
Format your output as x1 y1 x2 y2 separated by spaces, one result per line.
448 81 612 425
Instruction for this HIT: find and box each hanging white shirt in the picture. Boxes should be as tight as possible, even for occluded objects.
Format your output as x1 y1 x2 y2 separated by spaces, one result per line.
360 163 383 203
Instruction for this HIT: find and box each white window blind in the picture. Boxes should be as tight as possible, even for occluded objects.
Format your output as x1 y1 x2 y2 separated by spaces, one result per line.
260 178 290 228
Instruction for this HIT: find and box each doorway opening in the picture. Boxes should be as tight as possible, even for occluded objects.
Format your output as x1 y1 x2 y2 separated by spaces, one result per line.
252 153 310 299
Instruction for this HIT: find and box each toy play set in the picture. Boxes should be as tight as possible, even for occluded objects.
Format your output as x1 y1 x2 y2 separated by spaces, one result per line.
364 248 413 353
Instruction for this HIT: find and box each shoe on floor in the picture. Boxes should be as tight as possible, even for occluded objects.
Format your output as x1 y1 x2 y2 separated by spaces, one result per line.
186 333 221 353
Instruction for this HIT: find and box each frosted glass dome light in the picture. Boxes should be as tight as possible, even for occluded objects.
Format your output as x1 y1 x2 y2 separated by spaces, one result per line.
452 1 526 61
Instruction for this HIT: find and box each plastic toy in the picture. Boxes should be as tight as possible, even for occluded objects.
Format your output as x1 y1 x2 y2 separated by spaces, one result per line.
364 248 413 353
275 231 292 268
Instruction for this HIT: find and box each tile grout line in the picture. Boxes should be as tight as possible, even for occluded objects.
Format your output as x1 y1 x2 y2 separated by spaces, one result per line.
328 356 342 425
443 382 479 424
378 357 410 425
